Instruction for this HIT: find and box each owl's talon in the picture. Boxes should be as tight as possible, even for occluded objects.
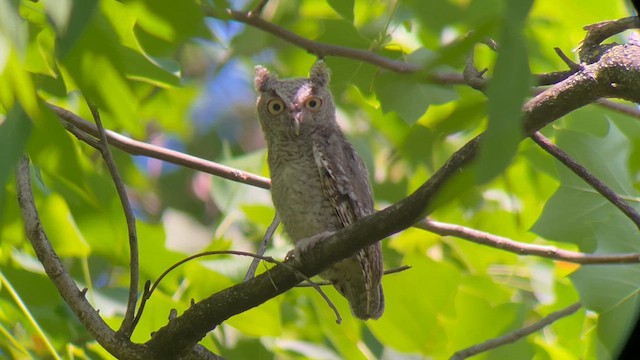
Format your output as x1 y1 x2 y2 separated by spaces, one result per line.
293 231 334 263
285 249 295 261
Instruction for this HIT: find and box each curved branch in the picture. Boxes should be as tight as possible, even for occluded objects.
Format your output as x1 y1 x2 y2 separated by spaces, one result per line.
86 104 140 338
144 43 640 358
450 302 582 360
15 157 151 360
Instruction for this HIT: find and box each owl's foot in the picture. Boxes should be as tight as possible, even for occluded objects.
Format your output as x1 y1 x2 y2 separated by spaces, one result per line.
287 231 334 264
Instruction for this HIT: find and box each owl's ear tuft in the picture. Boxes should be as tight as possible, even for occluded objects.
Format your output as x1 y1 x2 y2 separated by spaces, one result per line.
310 60 330 87
254 65 276 91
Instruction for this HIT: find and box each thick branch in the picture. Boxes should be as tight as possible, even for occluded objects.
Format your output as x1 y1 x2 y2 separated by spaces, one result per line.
144 43 640 358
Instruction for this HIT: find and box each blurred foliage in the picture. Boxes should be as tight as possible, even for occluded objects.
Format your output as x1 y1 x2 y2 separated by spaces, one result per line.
0 0 637 359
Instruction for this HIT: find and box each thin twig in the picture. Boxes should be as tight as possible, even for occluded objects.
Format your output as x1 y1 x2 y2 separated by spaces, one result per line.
87 104 140 338
296 265 412 287
554 47 581 71
595 99 640 118
49 103 271 189
450 302 582 360
244 213 280 281
216 8 421 73
581 17 640 53
62 122 101 149
531 132 640 230
462 48 487 91
135 250 342 325
416 219 640 264
535 69 579 86
248 0 269 17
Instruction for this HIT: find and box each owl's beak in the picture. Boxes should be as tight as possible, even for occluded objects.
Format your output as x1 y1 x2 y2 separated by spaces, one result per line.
292 113 302 136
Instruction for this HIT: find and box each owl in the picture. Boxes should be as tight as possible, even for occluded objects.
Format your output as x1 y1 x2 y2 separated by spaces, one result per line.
254 60 384 320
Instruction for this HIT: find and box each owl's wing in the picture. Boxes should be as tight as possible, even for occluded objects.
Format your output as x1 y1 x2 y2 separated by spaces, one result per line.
312 133 374 227
312 133 383 317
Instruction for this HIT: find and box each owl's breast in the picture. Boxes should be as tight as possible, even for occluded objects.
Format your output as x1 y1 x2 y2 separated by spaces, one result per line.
269 153 341 242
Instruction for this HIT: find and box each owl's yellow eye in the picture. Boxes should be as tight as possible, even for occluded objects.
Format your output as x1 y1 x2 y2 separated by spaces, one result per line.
267 99 285 115
304 96 322 111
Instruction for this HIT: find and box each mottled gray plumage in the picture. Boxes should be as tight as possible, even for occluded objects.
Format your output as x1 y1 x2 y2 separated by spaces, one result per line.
254 61 384 320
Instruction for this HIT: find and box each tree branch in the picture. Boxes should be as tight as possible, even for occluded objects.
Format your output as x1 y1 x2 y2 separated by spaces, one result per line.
580 16 640 61
450 302 582 360
215 8 421 73
48 103 271 190
244 213 280 281
15 157 152 359
143 43 640 358
86 103 140 338
137 250 342 327
416 219 640 264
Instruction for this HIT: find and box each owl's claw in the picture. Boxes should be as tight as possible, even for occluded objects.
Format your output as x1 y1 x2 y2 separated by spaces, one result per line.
284 249 295 262
290 231 334 264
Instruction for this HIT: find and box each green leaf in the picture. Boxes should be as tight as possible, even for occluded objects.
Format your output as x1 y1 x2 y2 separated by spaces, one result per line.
476 0 533 184
532 122 637 249
444 289 519 358
324 58 377 96
403 0 466 33
326 0 354 21
134 0 208 57
533 120 640 358
595 294 640 359
39 193 90 257
226 297 283 337
316 19 369 48
369 253 460 353
59 10 138 130
374 72 457 124
52 0 99 60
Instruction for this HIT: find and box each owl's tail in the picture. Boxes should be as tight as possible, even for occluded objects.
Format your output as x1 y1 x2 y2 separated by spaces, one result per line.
338 281 384 320
327 252 385 320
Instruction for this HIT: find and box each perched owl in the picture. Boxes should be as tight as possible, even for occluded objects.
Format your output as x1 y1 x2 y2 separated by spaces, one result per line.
254 61 384 320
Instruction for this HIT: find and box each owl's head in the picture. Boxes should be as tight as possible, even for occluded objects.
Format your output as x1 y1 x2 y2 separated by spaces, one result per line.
254 61 337 141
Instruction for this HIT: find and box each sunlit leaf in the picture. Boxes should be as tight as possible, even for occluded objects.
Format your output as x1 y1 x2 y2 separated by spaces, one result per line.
226 297 283 337
39 193 90 257
369 253 460 353
0 0 27 52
